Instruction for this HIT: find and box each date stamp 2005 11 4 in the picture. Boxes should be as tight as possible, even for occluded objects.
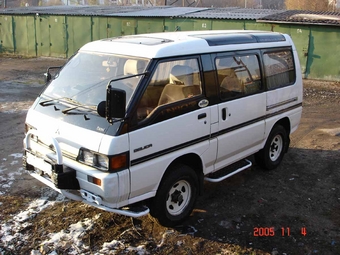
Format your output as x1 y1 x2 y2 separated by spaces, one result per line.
253 227 307 237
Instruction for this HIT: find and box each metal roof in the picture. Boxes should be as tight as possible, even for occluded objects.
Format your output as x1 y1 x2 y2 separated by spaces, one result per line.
258 10 340 26
0 5 209 17
109 7 208 17
0 6 282 20
0 6 340 26
0 5 160 16
179 8 285 20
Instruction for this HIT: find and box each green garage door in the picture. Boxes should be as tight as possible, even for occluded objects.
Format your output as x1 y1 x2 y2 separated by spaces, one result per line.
0 15 14 53
137 18 164 34
13 16 36 56
36 15 66 58
164 18 195 32
92 17 108 41
212 20 245 30
306 27 340 80
66 16 92 57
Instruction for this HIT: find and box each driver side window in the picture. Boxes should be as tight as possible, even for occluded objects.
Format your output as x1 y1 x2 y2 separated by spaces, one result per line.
137 58 202 121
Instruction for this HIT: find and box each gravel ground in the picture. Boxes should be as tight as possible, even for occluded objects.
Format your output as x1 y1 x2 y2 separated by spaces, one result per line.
0 56 339 255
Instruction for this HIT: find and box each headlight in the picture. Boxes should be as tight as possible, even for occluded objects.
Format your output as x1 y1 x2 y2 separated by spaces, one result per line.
95 154 109 169
82 150 95 166
77 148 128 172
78 149 109 171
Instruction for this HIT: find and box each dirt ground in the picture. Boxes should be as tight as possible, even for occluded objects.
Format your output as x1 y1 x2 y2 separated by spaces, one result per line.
0 56 339 255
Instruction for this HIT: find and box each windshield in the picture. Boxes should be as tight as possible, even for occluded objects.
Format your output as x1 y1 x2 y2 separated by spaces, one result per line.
42 52 149 107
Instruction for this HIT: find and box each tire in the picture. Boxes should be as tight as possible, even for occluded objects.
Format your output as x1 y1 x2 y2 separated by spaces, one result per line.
255 125 288 170
150 164 199 227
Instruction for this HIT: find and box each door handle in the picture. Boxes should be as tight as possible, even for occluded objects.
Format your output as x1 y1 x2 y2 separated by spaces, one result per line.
198 113 206 119
222 108 230 120
222 108 226 120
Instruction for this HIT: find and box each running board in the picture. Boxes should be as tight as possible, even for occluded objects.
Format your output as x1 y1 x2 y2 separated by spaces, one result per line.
204 159 252 183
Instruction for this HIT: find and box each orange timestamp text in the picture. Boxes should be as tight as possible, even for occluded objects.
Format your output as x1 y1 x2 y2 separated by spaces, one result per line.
253 227 307 237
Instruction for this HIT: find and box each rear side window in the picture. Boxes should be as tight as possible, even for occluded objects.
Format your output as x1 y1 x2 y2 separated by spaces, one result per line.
263 50 296 90
216 54 262 100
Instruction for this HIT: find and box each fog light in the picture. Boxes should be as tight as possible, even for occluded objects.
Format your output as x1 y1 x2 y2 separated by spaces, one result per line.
88 176 102 186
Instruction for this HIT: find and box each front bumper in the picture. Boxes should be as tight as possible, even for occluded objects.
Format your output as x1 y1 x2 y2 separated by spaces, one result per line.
23 129 79 190
23 130 149 218
23 150 80 190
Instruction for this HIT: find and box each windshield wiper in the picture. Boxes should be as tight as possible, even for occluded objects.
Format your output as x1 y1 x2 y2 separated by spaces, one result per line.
62 104 96 114
40 97 78 107
40 97 91 114
40 97 64 106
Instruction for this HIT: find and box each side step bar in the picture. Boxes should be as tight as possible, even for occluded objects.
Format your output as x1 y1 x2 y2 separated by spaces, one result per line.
83 200 150 218
204 159 252 183
80 189 150 218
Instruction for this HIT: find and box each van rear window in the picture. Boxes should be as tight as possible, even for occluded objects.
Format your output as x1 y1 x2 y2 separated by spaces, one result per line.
263 50 296 90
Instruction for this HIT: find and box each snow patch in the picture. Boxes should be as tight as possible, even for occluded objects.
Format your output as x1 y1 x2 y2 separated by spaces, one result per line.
10 160 19 166
9 153 23 159
31 214 101 255
0 166 7 173
0 193 65 251
0 153 26 193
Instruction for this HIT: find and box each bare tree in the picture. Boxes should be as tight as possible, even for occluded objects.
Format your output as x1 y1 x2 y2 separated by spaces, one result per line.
285 0 331 11
262 0 285 9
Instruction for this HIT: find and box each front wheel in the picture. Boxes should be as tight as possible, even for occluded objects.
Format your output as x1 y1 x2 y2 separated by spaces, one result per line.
255 125 288 170
150 164 198 227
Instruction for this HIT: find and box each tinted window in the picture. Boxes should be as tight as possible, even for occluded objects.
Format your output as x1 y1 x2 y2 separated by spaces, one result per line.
216 54 262 100
137 58 202 120
263 50 295 90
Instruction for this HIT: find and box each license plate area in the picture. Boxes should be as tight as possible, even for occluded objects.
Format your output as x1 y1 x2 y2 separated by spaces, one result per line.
26 151 53 176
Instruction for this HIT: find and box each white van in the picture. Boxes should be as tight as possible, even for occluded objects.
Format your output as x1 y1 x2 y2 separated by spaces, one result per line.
23 30 302 226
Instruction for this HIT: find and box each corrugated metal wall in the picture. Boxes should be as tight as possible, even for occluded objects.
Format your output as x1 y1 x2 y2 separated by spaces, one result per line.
0 11 339 81
306 27 340 80
0 15 14 53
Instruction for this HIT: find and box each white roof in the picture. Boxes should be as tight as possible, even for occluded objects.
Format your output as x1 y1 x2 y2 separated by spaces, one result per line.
80 30 294 59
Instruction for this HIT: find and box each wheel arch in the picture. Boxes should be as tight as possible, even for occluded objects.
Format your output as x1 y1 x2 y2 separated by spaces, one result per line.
163 153 204 195
275 117 291 135
274 117 291 152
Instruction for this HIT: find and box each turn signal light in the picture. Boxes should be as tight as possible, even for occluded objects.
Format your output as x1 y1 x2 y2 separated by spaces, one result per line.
88 176 102 186
110 153 128 172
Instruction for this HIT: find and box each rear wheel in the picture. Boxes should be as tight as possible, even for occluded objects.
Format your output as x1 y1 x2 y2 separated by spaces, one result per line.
255 125 288 170
150 164 198 227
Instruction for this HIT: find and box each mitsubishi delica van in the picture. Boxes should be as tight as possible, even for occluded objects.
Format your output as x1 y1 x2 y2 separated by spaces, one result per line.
23 30 302 226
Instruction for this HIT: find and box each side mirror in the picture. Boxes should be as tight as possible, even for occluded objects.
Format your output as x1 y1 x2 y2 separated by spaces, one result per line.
105 86 126 123
44 72 52 83
44 66 62 83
